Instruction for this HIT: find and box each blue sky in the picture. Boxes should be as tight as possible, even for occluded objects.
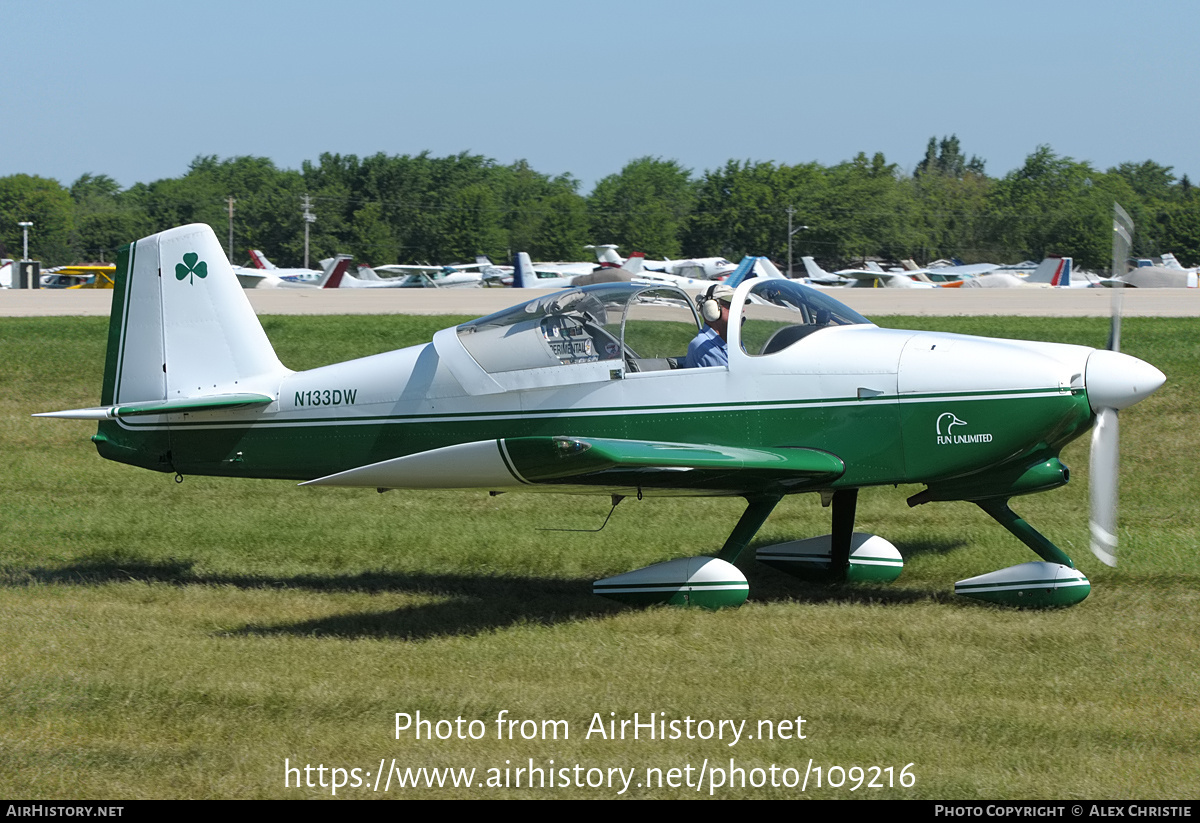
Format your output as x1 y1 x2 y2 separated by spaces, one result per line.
4 0 1197 193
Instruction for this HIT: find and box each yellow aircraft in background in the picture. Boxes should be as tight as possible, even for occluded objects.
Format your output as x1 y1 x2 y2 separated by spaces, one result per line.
41 265 117 289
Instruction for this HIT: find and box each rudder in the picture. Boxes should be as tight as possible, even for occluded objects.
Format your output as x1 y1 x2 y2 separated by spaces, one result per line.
103 224 288 407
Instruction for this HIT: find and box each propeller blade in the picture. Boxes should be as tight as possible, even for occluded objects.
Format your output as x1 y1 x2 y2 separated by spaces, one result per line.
1090 203 1136 566
1107 286 1123 353
1109 203 1133 353
1089 407 1119 566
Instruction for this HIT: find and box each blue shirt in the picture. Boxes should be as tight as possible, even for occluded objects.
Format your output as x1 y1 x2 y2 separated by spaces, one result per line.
683 326 728 368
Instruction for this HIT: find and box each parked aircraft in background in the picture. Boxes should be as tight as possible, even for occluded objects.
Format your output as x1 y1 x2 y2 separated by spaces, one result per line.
805 256 1091 290
899 259 1000 283
40 222 1165 609
235 256 352 289
241 250 324 284
643 255 739 280
510 254 581 289
1099 263 1198 288
521 246 646 282
1160 253 1198 273
793 257 850 287
802 257 935 288
723 255 795 287
370 260 493 288
313 256 484 289
952 257 1076 289
471 251 615 287
616 253 713 289
40 265 117 289
434 245 705 288
586 244 624 268
511 252 712 290
0 260 117 289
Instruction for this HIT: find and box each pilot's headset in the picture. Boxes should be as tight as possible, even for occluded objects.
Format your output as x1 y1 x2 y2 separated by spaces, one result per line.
698 284 735 323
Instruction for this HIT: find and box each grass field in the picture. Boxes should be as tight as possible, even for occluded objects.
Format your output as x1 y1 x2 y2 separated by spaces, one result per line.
1 313 1197 799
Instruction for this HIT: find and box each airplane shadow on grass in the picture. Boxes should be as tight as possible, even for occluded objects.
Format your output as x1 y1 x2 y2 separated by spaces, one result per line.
6 539 962 641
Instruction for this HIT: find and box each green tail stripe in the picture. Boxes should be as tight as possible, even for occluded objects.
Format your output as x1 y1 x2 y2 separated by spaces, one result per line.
101 241 136 406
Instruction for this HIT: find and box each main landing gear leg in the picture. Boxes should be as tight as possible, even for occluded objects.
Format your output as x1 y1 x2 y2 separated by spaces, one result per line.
716 493 784 564
954 498 1091 607
753 489 903 583
830 489 858 581
592 493 782 608
975 498 1074 568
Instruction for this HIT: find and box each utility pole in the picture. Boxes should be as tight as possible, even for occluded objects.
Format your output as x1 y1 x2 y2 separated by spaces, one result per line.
18 221 32 260
302 194 316 269
227 196 236 259
786 207 808 279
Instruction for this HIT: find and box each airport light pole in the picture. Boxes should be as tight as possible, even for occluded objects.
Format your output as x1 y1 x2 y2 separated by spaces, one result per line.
227 196 236 259
302 194 316 269
18 221 32 260
786 207 808 278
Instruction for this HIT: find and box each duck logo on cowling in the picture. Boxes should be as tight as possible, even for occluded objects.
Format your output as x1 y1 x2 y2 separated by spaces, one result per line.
936 412 992 445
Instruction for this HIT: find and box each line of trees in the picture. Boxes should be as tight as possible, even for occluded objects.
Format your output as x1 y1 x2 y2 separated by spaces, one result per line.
1 137 1197 271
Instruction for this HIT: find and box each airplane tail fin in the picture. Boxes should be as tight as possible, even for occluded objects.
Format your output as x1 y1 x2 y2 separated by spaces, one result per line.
248 249 276 270
512 252 538 288
755 258 786 279
588 244 623 267
319 255 354 288
620 252 645 275
1027 256 1071 286
474 256 508 284
102 224 288 408
722 256 761 288
801 256 829 279
1161 252 1182 270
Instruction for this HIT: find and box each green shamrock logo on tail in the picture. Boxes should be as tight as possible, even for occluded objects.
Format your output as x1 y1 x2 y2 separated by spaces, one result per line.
175 252 208 284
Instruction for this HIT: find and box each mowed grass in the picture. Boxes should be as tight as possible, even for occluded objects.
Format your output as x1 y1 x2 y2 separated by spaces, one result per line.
0 314 1197 800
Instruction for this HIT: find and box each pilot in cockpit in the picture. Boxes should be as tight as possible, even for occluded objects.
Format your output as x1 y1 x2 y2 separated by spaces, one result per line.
682 284 734 368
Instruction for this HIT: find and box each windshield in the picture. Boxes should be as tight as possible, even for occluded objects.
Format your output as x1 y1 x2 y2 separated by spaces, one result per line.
740 279 872 356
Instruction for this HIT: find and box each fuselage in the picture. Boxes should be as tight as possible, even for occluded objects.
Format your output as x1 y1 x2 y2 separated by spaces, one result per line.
96 285 1097 496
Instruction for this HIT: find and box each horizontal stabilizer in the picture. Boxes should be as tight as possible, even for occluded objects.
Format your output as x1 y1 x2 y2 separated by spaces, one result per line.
37 393 273 420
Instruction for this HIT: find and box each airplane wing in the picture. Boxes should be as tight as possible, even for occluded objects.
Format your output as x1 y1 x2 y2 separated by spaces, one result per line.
374 263 487 276
372 264 445 276
836 270 934 288
233 267 272 288
302 436 844 495
944 263 1000 276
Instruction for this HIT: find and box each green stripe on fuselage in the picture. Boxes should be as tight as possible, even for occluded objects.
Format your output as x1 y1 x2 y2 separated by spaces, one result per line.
94 387 1091 493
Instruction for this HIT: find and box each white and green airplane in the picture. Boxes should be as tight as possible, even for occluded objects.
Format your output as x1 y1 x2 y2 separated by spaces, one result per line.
40 224 1165 608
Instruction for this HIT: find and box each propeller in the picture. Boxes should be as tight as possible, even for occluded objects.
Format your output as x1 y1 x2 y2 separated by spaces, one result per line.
1088 406 1119 565
1087 204 1134 566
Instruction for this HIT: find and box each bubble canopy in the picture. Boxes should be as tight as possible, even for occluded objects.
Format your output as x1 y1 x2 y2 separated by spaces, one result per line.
453 280 874 376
